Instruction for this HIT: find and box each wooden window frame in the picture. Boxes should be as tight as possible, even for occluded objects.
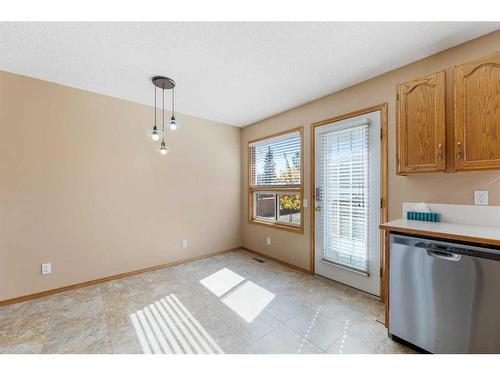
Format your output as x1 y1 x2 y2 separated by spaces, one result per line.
247 127 304 234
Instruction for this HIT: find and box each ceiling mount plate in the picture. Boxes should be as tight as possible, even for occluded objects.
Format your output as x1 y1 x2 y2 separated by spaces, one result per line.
152 76 176 89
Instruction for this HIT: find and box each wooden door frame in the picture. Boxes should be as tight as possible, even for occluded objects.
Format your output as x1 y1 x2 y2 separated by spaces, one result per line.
309 103 389 300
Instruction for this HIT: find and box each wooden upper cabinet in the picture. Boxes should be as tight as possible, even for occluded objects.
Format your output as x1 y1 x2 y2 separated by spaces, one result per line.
397 70 446 174
454 51 500 171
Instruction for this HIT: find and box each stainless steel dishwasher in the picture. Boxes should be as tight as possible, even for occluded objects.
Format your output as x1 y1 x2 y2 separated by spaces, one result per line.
389 234 500 353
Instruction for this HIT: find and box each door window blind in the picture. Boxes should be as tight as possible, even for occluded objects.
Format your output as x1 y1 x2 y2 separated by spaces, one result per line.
249 132 301 188
318 123 369 273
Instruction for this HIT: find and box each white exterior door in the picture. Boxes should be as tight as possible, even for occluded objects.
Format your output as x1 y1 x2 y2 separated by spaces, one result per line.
314 111 381 296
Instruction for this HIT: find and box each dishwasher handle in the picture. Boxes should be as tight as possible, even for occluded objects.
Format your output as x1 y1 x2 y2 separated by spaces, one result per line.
415 242 462 261
392 234 500 261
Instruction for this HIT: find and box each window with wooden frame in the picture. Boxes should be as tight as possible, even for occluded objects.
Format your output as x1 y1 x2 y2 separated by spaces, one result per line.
248 127 304 233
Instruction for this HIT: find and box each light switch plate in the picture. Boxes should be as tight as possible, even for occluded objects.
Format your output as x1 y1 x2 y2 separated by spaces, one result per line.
41 263 52 275
266 237 271 246
182 239 188 248
474 191 488 205
302 198 308 208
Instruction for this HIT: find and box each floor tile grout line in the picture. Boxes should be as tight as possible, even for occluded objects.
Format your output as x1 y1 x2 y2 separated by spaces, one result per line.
266 310 302 325
41 284 112 354
249 322 325 354
246 321 283 349
40 294 59 354
324 334 343 353
239 310 284 346
280 319 331 353
99 285 115 354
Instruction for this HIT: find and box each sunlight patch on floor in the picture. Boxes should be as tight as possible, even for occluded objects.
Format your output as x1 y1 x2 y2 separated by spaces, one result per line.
221 280 275 323
130 293 224 354
199 268 275 323
199 268 245 297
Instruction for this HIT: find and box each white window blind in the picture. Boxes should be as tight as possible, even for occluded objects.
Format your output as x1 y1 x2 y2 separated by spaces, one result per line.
249 132 301 188
318 123 369 273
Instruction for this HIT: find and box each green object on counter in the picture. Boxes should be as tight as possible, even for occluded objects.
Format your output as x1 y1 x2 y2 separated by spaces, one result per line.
407 211 440 222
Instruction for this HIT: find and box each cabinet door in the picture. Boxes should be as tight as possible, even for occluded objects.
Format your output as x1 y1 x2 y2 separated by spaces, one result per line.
397 71 446 174
455 51 500 171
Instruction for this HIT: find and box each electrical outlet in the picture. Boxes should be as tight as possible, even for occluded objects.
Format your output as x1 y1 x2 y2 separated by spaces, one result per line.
474 191 488 205
303 198 308 208
41 263 52 275
182 239 188 248
266 237 271 246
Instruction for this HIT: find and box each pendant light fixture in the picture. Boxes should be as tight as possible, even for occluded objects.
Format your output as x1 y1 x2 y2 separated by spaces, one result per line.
159 83 170 155
147 82 161 141
169 86 181 130
148 76 178 155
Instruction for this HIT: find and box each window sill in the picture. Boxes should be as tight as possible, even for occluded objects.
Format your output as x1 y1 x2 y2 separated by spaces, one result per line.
248 218 303 234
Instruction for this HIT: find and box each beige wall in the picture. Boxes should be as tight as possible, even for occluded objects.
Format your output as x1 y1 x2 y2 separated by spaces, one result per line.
0 71 241 301
241 30 500 271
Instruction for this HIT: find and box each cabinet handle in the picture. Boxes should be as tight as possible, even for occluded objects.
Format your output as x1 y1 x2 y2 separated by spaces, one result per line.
457 142 463 160
437 143 443 161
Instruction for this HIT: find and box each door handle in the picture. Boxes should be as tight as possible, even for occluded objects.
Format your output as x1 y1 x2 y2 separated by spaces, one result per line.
315 206 321 212
457 141 463 160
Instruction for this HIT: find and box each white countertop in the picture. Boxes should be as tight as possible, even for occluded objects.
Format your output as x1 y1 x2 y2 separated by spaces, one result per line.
380 219 500 247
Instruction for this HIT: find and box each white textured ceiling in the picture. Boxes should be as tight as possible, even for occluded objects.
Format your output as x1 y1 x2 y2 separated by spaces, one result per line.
0 22 498 126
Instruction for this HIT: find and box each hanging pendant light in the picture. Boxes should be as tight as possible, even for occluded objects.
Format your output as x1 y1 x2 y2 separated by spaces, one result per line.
150 76 176 155
159 80 169 155
146 83 162 141
169 87 181 130
159 139 169 155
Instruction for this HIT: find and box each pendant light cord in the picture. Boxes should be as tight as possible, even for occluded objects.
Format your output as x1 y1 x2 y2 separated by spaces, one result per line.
162 84 165 137
154 86 157 126
172 87 175 118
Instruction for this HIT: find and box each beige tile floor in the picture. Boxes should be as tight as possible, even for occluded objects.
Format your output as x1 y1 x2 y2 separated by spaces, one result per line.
0 250 415 354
